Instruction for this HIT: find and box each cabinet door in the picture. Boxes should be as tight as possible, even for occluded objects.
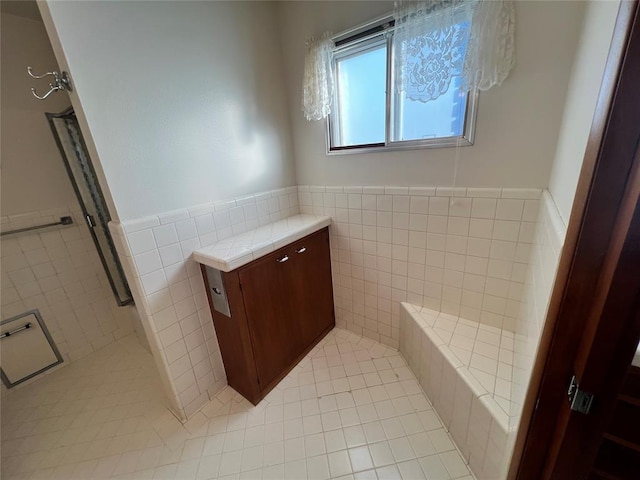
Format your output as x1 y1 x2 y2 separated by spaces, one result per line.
290 228 335 348
239 249 299 389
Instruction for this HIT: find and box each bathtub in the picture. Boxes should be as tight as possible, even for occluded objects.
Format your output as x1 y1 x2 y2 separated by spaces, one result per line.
400 302 520 479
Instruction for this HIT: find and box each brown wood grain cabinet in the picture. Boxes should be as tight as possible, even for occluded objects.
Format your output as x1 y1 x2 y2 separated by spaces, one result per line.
200 227 335 405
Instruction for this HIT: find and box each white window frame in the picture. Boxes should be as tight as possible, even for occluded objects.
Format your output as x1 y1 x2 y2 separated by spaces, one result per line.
326 15 479 155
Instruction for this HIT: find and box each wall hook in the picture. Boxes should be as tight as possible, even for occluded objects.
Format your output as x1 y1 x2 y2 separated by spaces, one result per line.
27 66 73 100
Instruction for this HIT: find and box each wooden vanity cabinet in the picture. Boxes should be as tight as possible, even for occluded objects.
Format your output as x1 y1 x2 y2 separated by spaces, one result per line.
201 227 335 405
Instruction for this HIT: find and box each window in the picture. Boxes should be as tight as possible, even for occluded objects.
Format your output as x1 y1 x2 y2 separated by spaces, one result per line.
328 18 478 153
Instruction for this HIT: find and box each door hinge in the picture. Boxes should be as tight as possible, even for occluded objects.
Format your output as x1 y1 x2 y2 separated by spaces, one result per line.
85 214 96 228
568 375 595 415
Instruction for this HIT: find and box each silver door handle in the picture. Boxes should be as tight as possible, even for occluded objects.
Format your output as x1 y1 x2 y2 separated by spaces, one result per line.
212 287 222 295
295 247 307 254
276 255 289 263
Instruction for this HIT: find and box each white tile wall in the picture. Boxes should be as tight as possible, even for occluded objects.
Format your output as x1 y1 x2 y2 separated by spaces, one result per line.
299 185 542 348
1 184 567 480
396 190 567 480
109 186 300 421
509 191 566 419
1 207 135 393
106 183 556 435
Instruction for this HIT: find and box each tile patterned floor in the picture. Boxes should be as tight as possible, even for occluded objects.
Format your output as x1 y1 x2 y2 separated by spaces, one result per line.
1 329 474 480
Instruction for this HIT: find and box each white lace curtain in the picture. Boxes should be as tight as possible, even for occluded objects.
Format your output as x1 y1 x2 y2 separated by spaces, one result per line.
301 1 516 120
393 0 516 102
302 32 334 121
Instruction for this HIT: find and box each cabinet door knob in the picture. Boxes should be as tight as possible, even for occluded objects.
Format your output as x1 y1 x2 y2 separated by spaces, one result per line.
295 247 307 254
276 255 289 263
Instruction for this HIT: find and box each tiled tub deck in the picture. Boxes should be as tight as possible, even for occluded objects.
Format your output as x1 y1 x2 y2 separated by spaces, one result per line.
400 303 520 479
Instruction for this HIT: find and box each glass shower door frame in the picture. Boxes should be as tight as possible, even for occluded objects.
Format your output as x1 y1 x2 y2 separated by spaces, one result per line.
46 108 133 306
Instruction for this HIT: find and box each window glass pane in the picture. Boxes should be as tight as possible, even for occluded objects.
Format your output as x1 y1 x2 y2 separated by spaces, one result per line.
392 75 468 141
333 42 387 147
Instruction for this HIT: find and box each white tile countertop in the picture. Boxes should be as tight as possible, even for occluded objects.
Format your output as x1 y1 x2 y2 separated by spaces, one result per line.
193 214 332 272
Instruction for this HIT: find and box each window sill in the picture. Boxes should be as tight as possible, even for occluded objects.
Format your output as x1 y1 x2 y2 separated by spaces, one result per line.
326 135 474 156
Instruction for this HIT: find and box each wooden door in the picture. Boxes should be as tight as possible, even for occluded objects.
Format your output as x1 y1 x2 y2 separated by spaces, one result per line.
290 228 335 350
239 248 299 389
589 366 640 479
513 2 640 478
543 145 640 478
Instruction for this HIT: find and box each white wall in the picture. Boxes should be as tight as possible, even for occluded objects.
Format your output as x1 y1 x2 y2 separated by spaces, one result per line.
547 0 620 225
278 1 586 189
41 0 298 420
43 0 296 221
0 12 75 215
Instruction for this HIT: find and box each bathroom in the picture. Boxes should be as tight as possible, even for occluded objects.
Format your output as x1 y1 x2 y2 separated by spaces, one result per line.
1 1 639 479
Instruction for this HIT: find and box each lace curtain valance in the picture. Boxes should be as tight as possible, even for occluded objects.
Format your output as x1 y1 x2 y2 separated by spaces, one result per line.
302 33 335 121
463 0 516 91
301 1 516 120
393 0 516 103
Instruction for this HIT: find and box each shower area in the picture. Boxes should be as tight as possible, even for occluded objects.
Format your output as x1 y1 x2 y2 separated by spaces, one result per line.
46 108 132 308
0 6 138 391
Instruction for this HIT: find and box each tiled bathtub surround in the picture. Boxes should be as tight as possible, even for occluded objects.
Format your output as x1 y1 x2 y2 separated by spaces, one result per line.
401 303 511 479
299 185 542 348
398 191 566 480
0 207 135 392
109 186 301 421
401 305 517 422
